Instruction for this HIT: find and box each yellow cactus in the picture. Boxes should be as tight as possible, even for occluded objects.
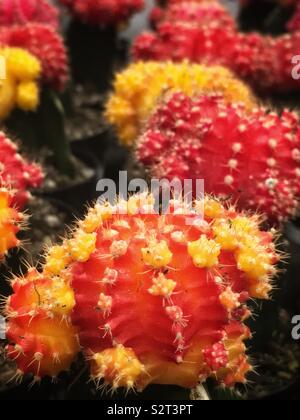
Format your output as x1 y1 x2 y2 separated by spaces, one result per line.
0 47 41 120
105 61 257 147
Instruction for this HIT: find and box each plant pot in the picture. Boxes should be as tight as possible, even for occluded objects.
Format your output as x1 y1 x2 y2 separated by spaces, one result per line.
37 146 104 216
66 20 117 92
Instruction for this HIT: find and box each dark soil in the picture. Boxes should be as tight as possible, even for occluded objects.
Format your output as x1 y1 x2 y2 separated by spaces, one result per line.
39 150 94 193
65 85 109 142
0 345 17 393
23 196 75 266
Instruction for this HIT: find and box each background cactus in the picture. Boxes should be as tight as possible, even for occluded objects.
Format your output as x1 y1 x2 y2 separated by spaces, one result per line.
0 23 69 91
105 61 256 147
133 2 300 93
4 194 279 391
0 131 43 209
0 187 23 261
0 46 41 120
0 0 59 28
137 92 300 224
59 0 145 27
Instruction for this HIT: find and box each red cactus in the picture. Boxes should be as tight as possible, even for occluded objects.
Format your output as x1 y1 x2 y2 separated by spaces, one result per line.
0 23 69 91
0 0 59 28
133 19 300 92
59 0 144 27
287 2 300 31
4 194 279 389
137 92 300 224
150 1 236 29
0 132 43 209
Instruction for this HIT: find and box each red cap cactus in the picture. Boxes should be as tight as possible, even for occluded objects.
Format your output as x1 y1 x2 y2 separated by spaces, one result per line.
133 18 300 92
0 187 23 260
150 1 236 29
59 0 144 27
0 23 69 91
0 132 43 209
4 194 279 390
0 0 59 28
137 92 300 224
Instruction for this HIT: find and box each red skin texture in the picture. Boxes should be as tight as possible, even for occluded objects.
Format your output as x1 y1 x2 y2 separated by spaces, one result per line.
133 19 300 92
0 132 43 209
137 93 300 224
150 1 236 29
0 23 69 91
59 0 144 27
0 0 59 28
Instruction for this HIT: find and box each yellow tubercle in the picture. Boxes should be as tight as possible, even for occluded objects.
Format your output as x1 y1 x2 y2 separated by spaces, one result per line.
44 244 72 276
148 273 177 298
188 235 221 268
3 47 41 81
92 346 145 389
219 287 241 311
142 240 173 269
68 230 97 262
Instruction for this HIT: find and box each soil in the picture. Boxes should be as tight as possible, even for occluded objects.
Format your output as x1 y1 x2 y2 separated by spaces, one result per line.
65 85 109 142
0 345 17 393
40 150 94 193
23 196 75 266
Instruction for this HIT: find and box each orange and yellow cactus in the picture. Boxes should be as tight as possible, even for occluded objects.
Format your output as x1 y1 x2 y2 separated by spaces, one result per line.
0 188 23 260
105 61 257 147
0 47 41 120
4 194 279 391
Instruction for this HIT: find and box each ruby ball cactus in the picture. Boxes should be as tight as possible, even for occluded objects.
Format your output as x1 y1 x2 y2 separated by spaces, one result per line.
4 193 279 392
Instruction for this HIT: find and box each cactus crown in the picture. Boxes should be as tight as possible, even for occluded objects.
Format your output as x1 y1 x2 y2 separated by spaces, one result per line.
105 61 256 147
137 92 300 224
4 194 280 391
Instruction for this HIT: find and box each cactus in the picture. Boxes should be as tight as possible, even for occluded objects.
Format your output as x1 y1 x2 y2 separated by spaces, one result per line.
0 46 41 120
0 0 59 28
0 23 69 91
133 14 300 92
287 2 300 31
59 0 144 27
105 61 257 147
150 1 236 29
0 132 43 209
137 92 300 224
0 187 23 261
4 193 279 389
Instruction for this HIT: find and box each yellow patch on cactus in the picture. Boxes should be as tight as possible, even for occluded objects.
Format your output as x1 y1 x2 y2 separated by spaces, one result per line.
0 47 41 120
92 346 145 389
44 243 72 276
188 235 221 268
105 61 257 147
142 240 173 269
0 188 21 259
68 230 97 263
148 273 177 298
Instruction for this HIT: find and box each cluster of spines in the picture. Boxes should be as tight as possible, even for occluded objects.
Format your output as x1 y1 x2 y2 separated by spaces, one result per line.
59 0 144 27
0 0 59 28
137 92 300 224
0 131 43 209
4 193 280 392
0 23 69 91
105 61 256 147
132 1 300 92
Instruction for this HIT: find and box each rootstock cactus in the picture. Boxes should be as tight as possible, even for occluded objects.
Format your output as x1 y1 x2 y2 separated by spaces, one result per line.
4 194 280 392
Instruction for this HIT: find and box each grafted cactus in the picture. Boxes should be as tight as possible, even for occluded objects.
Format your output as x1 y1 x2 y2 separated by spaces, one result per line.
4 194 279 392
